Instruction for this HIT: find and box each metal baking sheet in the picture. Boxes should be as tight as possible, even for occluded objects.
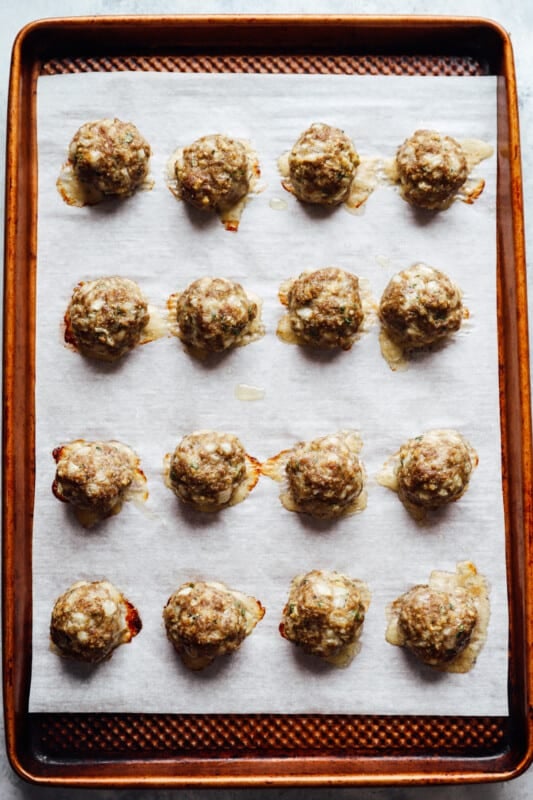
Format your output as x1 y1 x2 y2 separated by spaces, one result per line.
3 14 532 788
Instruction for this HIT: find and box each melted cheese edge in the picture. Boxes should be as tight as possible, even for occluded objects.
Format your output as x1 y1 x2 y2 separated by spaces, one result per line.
376 431 478 522
163 452 260 513
167 140 263 231
174 580 265 669
57 161 154 207
263 430 367 519
385 561 490 674
167 289 265 357
382 138 493 209
277 273 376 348
278 151 381 212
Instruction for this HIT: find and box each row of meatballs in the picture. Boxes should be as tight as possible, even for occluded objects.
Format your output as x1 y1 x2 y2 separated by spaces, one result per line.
51 428 478 527
63 264 465 365
58 119 485 226
49 560 489 674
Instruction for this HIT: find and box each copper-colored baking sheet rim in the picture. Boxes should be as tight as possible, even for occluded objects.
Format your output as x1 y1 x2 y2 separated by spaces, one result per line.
3 15 532 788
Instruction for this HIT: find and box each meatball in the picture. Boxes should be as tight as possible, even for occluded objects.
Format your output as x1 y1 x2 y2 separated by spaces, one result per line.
163 580 264 670
176 134 251 211
386 562 490 673
379 263 463 349
68 118 151 196
168 430 248 511
50 579 142 663
66 276 149 361
280 570 370 666
392 584 478 666
287 123 360 205
396 129 468 209
52 440 139 519
285 432 364 518
175 277 260 353
283 267 364 350
396 429 476 509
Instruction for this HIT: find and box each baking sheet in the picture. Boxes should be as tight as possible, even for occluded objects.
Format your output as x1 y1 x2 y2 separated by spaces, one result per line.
30 71 505 715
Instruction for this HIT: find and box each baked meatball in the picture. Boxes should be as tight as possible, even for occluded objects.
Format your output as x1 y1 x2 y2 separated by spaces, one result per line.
163 580 264 670
66 276 149 361
167 430 249 511
50 579 142 663
396 129 468 209
280 570 370 666
396 429 476 509
176 134 251 211
52 440 140 520
283 267 364 350
175 277 260 353
379 263 463 349
390 584 478 666
68 118 151 196
386 561 490 672
285 432 365 518
286 123 360 205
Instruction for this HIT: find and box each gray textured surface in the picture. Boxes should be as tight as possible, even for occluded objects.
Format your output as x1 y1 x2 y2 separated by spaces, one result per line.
1 0 532 797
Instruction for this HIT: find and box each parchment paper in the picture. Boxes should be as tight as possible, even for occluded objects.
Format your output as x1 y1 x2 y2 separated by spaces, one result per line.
30 71 505 715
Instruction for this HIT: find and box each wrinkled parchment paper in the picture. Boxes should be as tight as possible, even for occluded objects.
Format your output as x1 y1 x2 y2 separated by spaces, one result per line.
30 72 505 715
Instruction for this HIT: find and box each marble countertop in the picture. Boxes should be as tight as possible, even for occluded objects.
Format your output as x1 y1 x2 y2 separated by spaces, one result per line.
1 1 531 798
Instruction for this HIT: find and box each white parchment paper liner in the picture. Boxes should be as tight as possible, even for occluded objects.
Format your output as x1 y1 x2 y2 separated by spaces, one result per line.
30 72 505 715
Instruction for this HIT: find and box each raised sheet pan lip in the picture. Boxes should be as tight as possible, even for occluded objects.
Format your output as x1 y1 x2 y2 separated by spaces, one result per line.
3 13 532 788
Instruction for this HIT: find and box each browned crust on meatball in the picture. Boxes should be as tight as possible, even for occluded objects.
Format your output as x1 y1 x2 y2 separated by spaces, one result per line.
175 277 259 353
69 118 151 196
378 264 463 349
52 440 139 516
176 134 251 211
396 129 468 210
285 433 364 518
280 570 370 664
286 123 360 206
167 430 255 511
394 584 478 666
65 276 149 361
163 580 264 669
50 580 142 663
396 430 476 509
386 561 490 673
283 267 364 350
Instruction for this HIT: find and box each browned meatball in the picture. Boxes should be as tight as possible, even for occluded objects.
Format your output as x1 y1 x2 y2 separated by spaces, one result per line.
176 134 251 211
286 432 364 517
168 430 247 510
52 440 139 516
396 429 476 509
50 580 142 663
66 276 149 361
393 584 478 666
379 264 463 349
280 570 370 665
176 277 259 352
163 580 264 670
69 118 151 196
396 129 468 209
287 123 360 205
285 267 364 350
